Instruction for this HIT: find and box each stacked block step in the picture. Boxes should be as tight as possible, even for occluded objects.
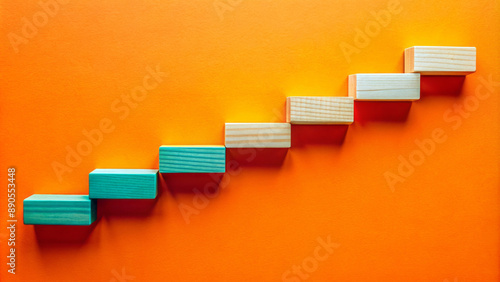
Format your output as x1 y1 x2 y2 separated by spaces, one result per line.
159 145 226 173
286 97 354 124
348 73 420 101
404 46 476 75
24 194 96 225
225 123 291 148
89 169 158 199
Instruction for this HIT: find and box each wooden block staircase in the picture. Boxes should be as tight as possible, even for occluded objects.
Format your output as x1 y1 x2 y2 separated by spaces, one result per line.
23 46 476 225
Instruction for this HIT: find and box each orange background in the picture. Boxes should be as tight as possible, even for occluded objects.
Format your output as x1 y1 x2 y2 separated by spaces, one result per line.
1 0 499 281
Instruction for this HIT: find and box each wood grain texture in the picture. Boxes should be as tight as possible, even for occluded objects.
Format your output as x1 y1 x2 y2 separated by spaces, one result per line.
286 97 354 124
23 194 96 225
225 123 291 148
89 169 158 199
348 73 420 101
404 46 476 75
159 145 226 173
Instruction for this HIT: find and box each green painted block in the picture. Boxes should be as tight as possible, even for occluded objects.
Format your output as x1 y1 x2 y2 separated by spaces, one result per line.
159 145 226 173
23 194 96 225
89 169 158 199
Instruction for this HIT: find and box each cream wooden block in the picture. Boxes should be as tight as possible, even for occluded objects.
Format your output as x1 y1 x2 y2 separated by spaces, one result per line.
225 123 291 148
348 73 420 101
286 97 354 124
404 46 476 75
89 169 158 199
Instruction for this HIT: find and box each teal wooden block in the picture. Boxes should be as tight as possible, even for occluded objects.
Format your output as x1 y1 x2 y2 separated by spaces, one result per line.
89 169 158 199
23 194 96 225
159 145 226 173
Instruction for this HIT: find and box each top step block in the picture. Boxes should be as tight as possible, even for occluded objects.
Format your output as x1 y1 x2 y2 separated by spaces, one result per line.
348 73 420 101
159 145 226 173
404 46 476 75
286 97 354 124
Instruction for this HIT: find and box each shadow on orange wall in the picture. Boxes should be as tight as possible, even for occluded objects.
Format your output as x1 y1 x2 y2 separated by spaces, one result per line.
291 125 349 146
226 148 288 167
354 101 412 123
420 76 465 97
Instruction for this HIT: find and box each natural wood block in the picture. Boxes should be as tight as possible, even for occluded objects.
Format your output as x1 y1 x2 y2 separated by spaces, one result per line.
286 97 354 124
23 194 96 225
159 145 226 173
89 169 158 199
404 46 476 75
225 123 291 148
348 73 420 101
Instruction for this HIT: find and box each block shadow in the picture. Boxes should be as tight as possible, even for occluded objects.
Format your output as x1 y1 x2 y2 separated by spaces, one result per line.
34 222 97 245
420 76 465 97
162 172 224 194
226 148 288 167
354 101 412 123
291 125 349 147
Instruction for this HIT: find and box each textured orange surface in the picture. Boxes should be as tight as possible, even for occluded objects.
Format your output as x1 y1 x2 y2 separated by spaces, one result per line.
0 0 499 281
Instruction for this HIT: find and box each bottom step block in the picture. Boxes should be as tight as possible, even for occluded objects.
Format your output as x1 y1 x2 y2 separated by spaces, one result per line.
23 194 96 225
